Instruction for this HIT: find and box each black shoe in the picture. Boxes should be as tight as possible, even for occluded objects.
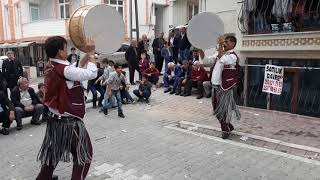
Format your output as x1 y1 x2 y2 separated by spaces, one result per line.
0 128 9 135
118 112 125 118
175 91 181 95
145 99 150 103
103 108 108 115
206 94 211 98
197 95 203 99
184 93 191 97
169 90 175 94
31 121 41 125
52 175 58 180
180 92 185 96
130 82 136 85
164 88 171 93
222 132 230 139
17 126 22 131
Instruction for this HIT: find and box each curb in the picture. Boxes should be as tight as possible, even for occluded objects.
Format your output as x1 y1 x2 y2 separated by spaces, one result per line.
178 121 320 160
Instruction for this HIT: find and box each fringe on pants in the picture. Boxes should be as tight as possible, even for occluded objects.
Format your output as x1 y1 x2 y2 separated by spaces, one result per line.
214 86 241 124
37 118 92 166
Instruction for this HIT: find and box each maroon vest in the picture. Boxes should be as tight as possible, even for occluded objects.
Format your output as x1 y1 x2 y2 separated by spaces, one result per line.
221 52 240 91
44 61 86 119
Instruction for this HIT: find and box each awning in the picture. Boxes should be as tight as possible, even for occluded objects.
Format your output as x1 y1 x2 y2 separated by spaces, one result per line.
0 41 35 49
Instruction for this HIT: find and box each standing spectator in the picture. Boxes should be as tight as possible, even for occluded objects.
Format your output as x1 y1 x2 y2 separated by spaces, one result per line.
11 77 44 130
87 62 104 108
2 51 23 90
133 76 152 103
67 47 80 64
138 34 150 58
142 62 160 86
161 41 173 73
189 49 200 64
177 27 191 61
175 60 192 96
185 61 209 99
138 51 150 80
0 70 7 95
36 83 49 120
152 32 165 72
163 62 182 94
169 30 179 64
0 91 15 135
125 40 140 85
103 63 126 118
97 60 115 109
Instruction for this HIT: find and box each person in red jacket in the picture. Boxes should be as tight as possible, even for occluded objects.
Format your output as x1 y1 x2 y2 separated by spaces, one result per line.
142 62 160 86
138 51 150 80
185 61 209 99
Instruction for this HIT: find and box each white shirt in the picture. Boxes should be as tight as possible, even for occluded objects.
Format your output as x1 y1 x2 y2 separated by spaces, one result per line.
49 58 98 117
170 37 174 46
211 50 237 85
20 89 32 106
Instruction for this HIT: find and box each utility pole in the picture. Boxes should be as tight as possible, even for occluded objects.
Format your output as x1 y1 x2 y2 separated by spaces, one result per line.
129 0 140 41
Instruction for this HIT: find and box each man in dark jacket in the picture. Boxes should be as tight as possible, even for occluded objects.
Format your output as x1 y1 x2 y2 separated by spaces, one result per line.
11 77 43 130
2 51 23 90
133 76 152 103
0 91 15 135
168 30 179 64
67 47 80 64
175 60 192 96
177 27 191 61
125 40 140 85
152 32 165 72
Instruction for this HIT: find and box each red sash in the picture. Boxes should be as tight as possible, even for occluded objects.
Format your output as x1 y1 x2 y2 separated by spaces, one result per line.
221 52 240 91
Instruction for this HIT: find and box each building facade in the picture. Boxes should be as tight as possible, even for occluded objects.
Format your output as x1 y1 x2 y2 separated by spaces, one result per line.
0 0 199 68
199 0 320 117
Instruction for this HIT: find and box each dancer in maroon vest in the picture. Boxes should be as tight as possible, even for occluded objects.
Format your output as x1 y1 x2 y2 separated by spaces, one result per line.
36 36 97 180
211 35 241 139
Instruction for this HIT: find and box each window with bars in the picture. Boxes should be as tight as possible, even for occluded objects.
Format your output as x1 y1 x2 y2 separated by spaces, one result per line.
30 3 40 21
59 0 70 19
104 0 123 17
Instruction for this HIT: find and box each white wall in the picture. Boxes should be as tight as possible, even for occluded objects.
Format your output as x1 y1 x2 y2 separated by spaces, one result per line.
173 0 188 27
23 19 66 38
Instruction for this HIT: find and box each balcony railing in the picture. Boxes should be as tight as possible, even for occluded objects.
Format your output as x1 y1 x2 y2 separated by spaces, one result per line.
238 0 320 35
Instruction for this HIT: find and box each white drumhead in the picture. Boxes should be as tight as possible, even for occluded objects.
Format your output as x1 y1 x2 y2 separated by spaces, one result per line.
84 4 125 55
187 12 224 50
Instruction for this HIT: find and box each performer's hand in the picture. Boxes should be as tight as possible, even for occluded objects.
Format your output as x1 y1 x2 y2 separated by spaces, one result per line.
9 111 15 122
84 37 95 53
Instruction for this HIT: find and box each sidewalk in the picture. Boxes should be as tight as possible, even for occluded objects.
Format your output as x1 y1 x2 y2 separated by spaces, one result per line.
30 75 320 149
144 89 320 150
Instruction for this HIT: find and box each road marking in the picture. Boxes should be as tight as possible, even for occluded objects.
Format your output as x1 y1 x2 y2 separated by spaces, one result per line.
165 124 320 166
92 163 153 180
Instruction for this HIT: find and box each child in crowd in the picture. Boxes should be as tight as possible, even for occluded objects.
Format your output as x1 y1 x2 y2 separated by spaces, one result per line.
133 76 152 103
36 83 49 120
138 51 150 80
120 71 134 104
161 41 173 73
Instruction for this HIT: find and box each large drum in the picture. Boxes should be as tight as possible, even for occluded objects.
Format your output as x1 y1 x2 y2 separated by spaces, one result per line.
69 4 125 54
187 12 224 50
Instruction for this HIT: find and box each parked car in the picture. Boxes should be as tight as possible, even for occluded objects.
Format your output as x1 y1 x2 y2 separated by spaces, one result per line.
0 56 8 69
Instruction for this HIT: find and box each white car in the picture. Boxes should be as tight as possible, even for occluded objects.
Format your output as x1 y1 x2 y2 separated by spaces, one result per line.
0 56 8 69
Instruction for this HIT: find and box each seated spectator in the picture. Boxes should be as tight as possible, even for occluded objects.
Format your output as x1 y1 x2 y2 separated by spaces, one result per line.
0 91 15 135
139 51 150 80
133 76 152 103
175 60 192 96
185 61 209 99
11 77 44 130
188 49 200 64
36 83 49 120
163 62 182 94
142 62 160 86
203 66 215 98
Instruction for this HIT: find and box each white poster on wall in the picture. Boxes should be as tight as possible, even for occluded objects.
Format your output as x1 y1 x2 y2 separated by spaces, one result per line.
262 64 284 95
